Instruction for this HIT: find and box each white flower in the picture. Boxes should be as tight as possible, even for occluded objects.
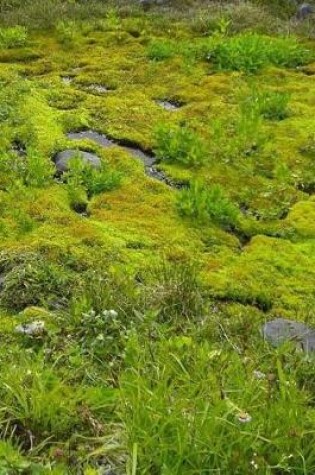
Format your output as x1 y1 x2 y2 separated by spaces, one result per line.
253 370 266 380
237 412 252 423
108 309 118 318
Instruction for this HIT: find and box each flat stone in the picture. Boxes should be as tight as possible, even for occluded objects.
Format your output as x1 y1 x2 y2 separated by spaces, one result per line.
86 84 109 94
122 145 156 168
15 320 45 336
156 100 181 111
54 150 101 173
61 76 73 85
67 131 114 148
262 318 315 352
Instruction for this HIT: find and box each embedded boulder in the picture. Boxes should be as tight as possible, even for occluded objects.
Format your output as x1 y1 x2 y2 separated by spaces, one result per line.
54 150 101 173
15 320 46 336
262 318 315 352
297 3 314 20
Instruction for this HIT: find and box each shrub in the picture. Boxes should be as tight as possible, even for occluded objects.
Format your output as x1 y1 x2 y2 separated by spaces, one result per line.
154 124 207 167
0 26 27 49
177 181 239 228
208 33 313 72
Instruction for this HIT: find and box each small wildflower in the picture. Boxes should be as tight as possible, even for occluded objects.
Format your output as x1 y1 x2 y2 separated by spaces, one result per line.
253 370 266 380
108 309 118 318
237 411 252 423
250 460 259 470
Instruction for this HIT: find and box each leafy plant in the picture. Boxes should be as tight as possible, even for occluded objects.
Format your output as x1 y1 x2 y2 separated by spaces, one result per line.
154 124 207 167
23 148 54 187
147 40 175 61
208 33 313 72
0 26 27 49
0 358 82 440
65 155 122 199
55 21 78 47
177 181 239 228
75 308 130 366
246 89 291 120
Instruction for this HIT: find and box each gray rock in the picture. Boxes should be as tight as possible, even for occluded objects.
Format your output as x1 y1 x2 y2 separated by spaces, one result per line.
297 3 314 19
156 100 181 111
15 321 45 336
262 318 315 352
54 150 101 173
67 131 114 148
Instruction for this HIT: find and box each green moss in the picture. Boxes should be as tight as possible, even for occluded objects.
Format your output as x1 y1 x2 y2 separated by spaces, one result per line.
0 7 315 471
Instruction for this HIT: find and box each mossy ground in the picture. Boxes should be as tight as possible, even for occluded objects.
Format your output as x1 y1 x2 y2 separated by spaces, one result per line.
0 3 315 473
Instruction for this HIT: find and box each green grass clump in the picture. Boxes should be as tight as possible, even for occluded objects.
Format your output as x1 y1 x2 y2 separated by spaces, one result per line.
23 148 54 187
147 39 175 61
0 251 73 311
246 89 291 120
121 330 315 474
208 33 313 72
65 155 122 199
55 20 78 47
154 124 207 167
177 181 239 229
0 26 27 48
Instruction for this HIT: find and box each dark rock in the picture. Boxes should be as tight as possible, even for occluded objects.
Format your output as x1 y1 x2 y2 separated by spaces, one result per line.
54 150 101 173
262 318 315 352
296 3 314 19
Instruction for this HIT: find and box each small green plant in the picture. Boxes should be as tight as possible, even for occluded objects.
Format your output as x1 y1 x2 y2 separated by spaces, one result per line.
0 358 82 440
208 33 313 72
65 155 122 199
23 148 54 187
55 21 78 47
146 259 203 322
76 308 129 366
252 90 290 120
154 124 207 167
0 26 27 49
105 7 121 31
147 40 175 61
177 181 239 228
67 182 88 214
